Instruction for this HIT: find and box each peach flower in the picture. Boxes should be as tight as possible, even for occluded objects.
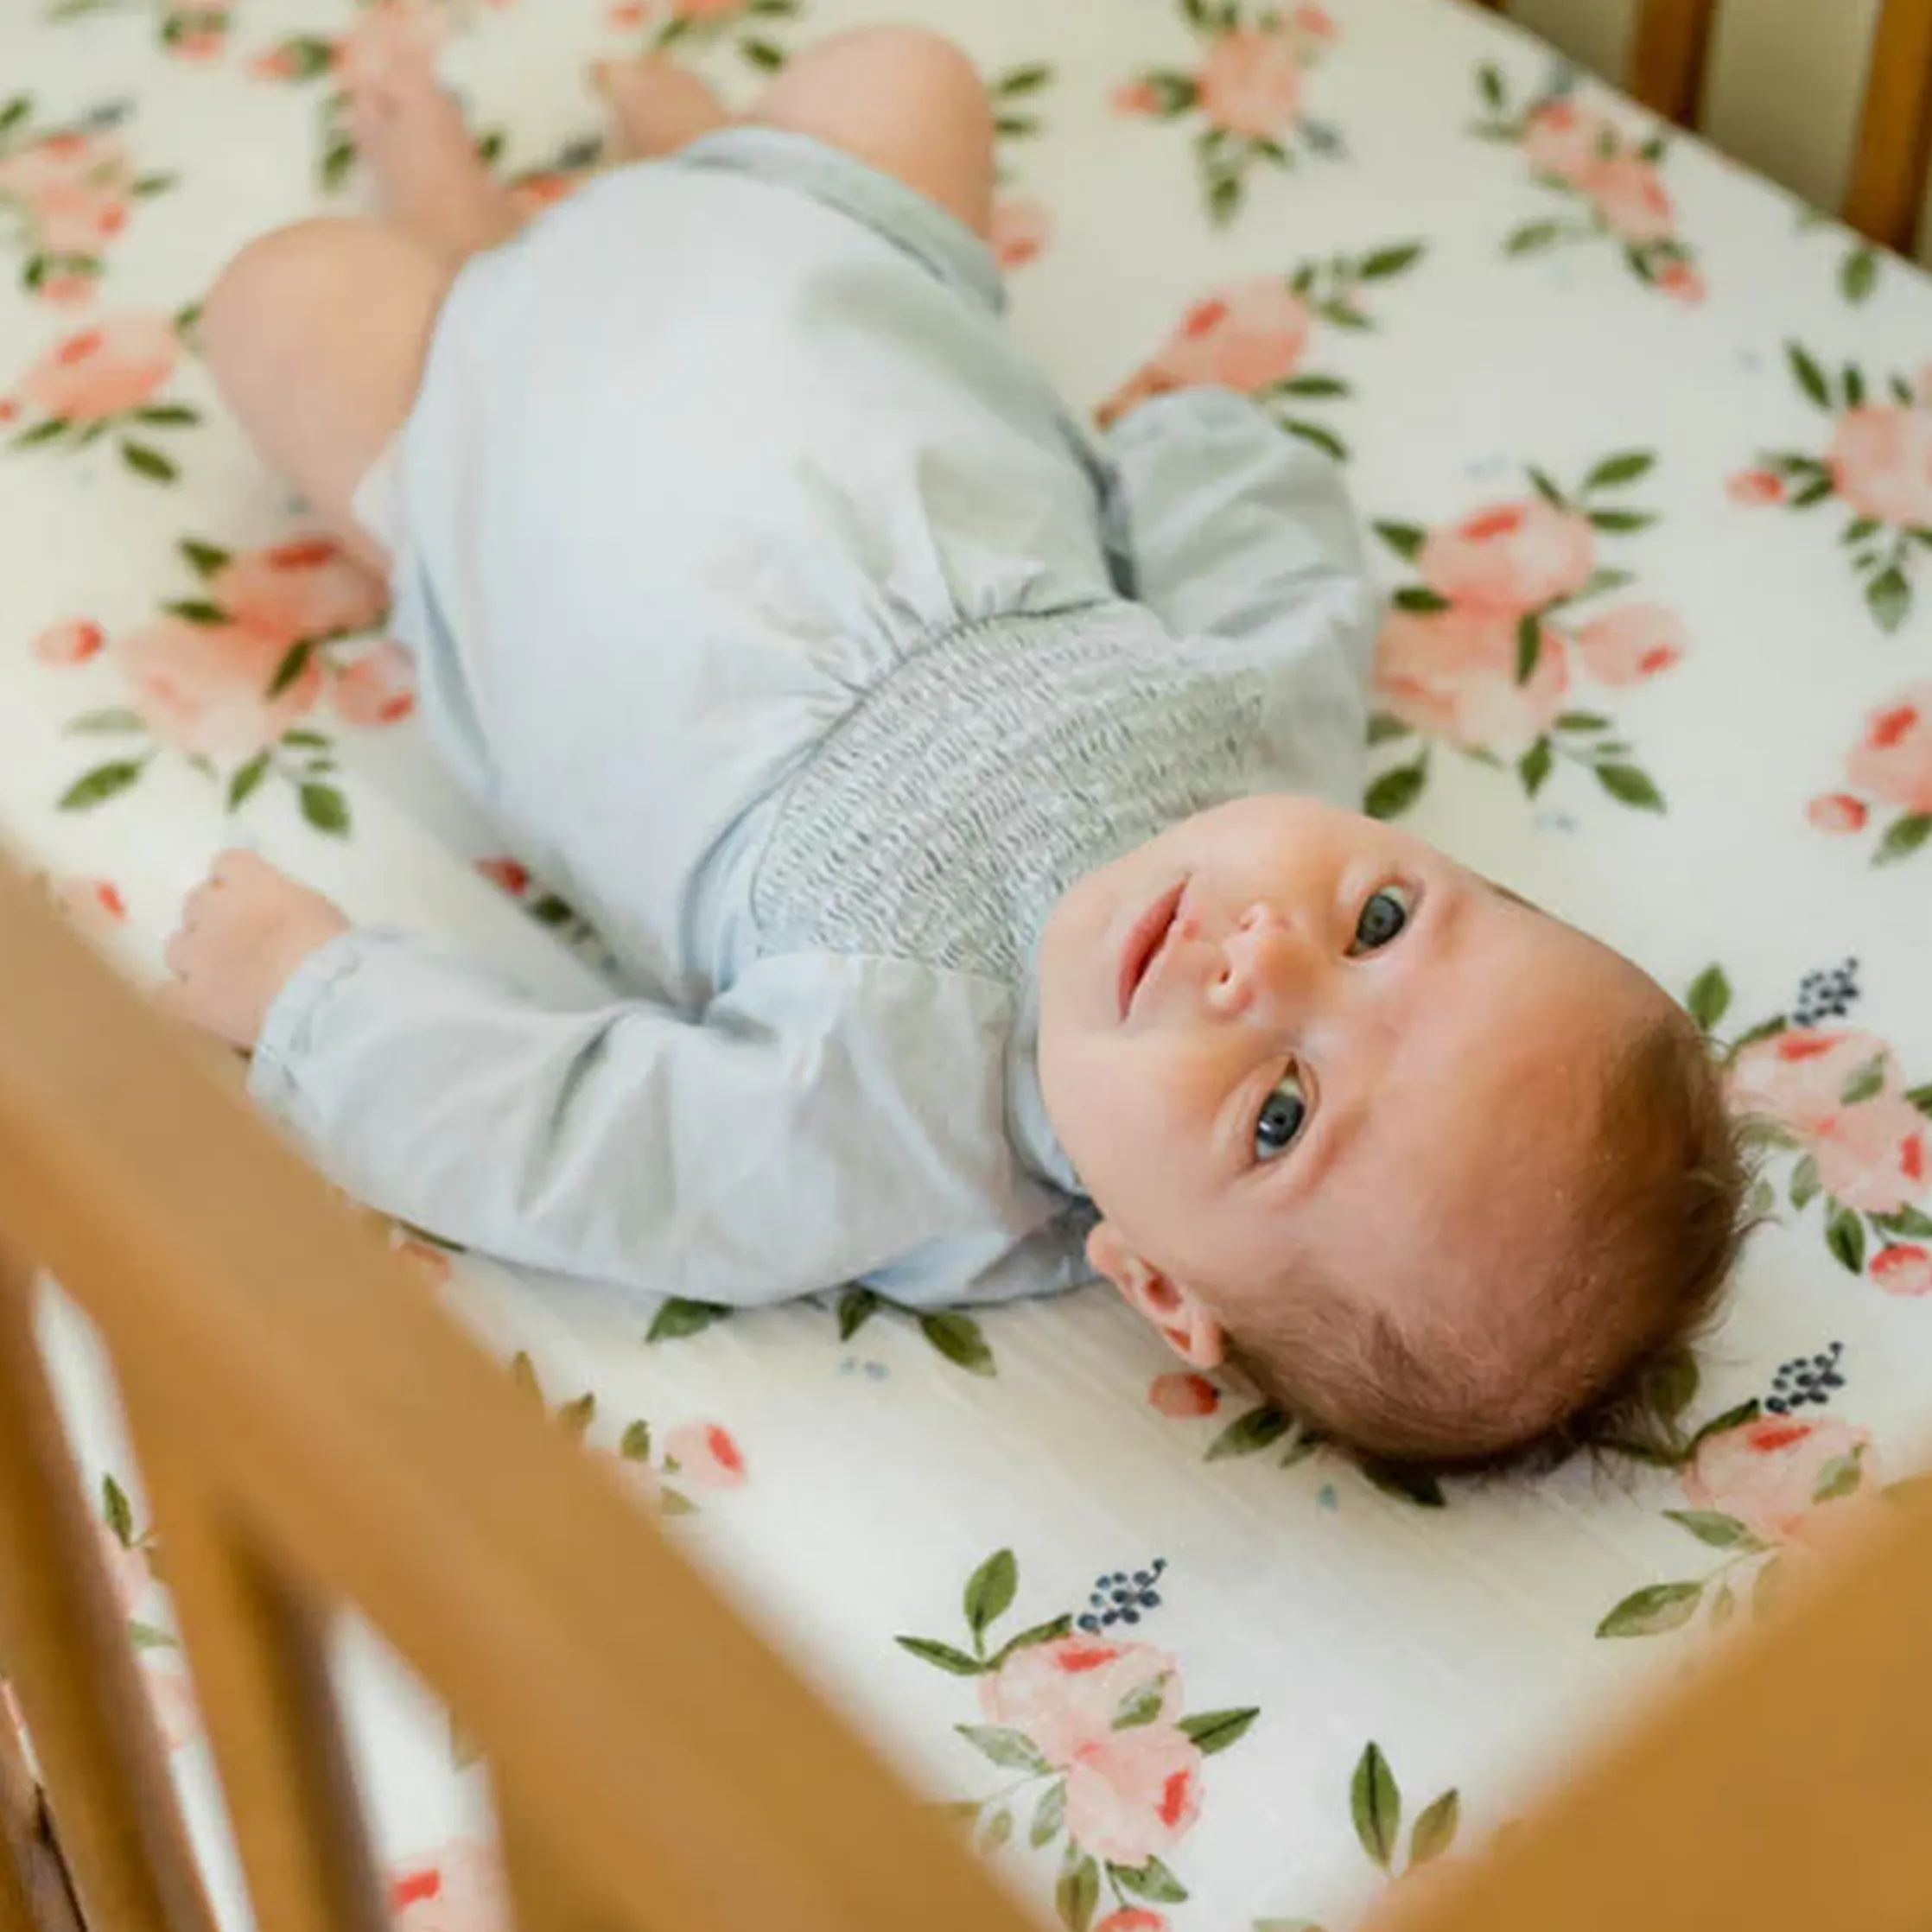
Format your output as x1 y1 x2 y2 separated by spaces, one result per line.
1417 499 1595 618
211 537 386 645
1148 1371 1220 1419
33 617 105 665
37 179 130 255
1103 281 1312 429
1292 3 1338 40
389 1840 510 1932
18 314 176 422
1656 259 1706 305
476 856 531 896
1845 685 1932 813
662 1421 746 1488
0 130 126 200
117 615 321 757
54 876 130 945
1196 28 1304 140
1109 78 1159 117
1374 605 1570 753
1573 603 1686 686
1065 1723 1204 1867
979 1635 1179 1769
1096 1916 1168 1932
1827 404 1932 530
990 194 1052 271
1814 1095 1929 1213
1727 467 1784 505
1871 1243 1932 1296
1521 98 1613 185
1807 793 1868 834
42 274 95 307
329 641 416 724
1682 1414 1878 1548
1584 152 1675 243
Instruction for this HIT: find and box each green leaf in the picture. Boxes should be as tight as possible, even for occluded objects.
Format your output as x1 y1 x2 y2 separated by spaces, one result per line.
1514 612 1542 685
509 1350 543 1402
620 1420 651 1461
1875 812 1932 865
1281 418 1347 461
1364 1463 1446 1508
1585 450 1656 491
978 1807 1014 1853
1787 340 1832 409
1056 1853 1099 1932
1179 1706 1260 1755
127 1619 177 1651
1357 241 1425 280
964 1548 1018 1644
1840 1053 1888 1104
1364 760 1427 821
103 1473 135 1546
11 417 69 450
179 537 231 578
1687 1399 1761 1455
1686 965 1732 1033
0 96 29 135
1826 1199 1866 1274
1204 1404 1291 1460
1350 1741 1401 1870
555 1393 595 1439
646 1297 733 1342
1556 709 1613 732
64 709 145 736
1112 1678 1169 1730
836 1284 880 1340
738 35 786 70
1113 1854 1188 1903
1373 521 1427 561
1478 61 1507 110
919 1310 995 1376
60 759 143 810
226 750 270 812
1908 1084 1932 1118
1392 586 1451 613
1207 171 1242 226
1874 1204 1932 1238
956 1724 1047 1772
1789 1153 1822 1212
1662 1509 1763 1551
1841 246 1878 303
1843 362 1867 408
1596 1579 1703 1638
132 404 200 427
1814 1450 1865 1503
1516 737 1554 799
1728 1016 1789 1054
1409 1789 1461 1865
1030 1781 1067 1847
1587 508 1656 533
994 112 1039 139
995 62 1054 96
267 639 314 698
1367 711 1411 745
299 781 349 836
1528 465 1568 509
1594 763 1665 811
894 1634 987 1676
1505 219 1565 255
1866 566 1912 632
1570 567 1636 602
658 1485 697 1517
1277 372 1350 398
1790 476 1835 508
988 1614 1074 1667
118 438 176 482
165 598 226 626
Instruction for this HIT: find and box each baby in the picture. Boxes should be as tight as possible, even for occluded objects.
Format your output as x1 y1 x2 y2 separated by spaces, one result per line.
162 28 1751 1467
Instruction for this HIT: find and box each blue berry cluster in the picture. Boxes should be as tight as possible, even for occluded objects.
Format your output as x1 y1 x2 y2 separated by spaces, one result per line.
1076 1559 1167 1634
1793 958 1859 1027
1765 1341 1845 1415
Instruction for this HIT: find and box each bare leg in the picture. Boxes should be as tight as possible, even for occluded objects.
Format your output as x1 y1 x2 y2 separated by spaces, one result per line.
594 54 732 160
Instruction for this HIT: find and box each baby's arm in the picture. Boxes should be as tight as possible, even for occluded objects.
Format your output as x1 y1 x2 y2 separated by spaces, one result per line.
162 856 1013 1303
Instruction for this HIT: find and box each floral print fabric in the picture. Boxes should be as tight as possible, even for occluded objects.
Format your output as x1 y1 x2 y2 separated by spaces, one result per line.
3 1 1930 1929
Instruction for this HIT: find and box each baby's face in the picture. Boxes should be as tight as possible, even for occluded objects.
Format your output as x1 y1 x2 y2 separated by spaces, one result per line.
1037 796 1666 1368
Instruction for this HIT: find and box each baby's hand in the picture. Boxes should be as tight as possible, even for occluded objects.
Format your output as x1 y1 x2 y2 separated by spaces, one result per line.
160 851 350 1050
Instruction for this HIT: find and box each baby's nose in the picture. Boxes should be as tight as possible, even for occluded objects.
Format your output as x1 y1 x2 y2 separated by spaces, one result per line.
1204 903 1306 1017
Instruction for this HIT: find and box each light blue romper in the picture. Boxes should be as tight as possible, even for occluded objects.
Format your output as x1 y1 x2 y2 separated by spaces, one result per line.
257 129 1379 1309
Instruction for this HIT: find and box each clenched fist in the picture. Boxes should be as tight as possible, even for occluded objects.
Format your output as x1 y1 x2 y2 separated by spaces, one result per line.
160 850 350 1050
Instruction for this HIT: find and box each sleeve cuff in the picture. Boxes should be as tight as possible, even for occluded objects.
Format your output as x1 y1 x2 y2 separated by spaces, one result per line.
248 925 404 1128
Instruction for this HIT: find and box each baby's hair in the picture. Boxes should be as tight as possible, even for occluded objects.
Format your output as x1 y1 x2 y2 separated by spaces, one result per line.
1226 1009 1757 1478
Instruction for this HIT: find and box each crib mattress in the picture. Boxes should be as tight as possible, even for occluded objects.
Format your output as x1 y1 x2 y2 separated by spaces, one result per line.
6 0 1932 1927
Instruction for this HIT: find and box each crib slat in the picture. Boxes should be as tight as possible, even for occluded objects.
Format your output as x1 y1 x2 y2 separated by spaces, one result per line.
1628 0 1720 127
1844 0 1932 249
122 1379 388 1932
0 1255 216 1932
497 1786 617 1932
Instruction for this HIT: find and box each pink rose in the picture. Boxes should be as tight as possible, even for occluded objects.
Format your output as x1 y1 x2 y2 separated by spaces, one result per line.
170 30 222 60
1682 1414 1878 1547
0 130 127 200
1584 152 1675 243
1292 3 1338 40
1148 1371 1220 1419
990 194 1052 272
1656 259 1706 305
476 856 531 896
1064 1723 1204 1867
389 1840 510 1932
1373 605 1570 753
1573 602 1686 686
1196 28 1304 139
1872 1243 1932 1296
1729 1027 1903 1128
1417 499 1595 618
1814 1095 1929 1213
248 46 298 79
1845 686 1932 812
211 537 387 645
1522 98 1614 184
1727 467 1784 505
979 1636 1179 1768
1152 279 1312 396
328 641 416 725
33 617 105 665
1096 1915 1168 1932
667 0 747 16
18 314 176 422
42 274 96 308
662 1421 746 1488
117 615 321 757
1109 78 1159 117
36 180 130 255
1827 404 1932 529
1807 792 1869 834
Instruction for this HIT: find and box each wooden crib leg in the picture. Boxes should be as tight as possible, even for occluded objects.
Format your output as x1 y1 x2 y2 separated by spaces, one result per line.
1844 0 1932 251
0 1254 215 1932
1629 0 1720 127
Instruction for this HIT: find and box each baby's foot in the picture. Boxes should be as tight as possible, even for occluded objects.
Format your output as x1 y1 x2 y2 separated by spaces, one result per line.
594 54 731 160
345 36 518 262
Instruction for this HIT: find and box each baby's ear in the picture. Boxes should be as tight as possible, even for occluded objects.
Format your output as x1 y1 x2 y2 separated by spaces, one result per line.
1086 1223 1225 1370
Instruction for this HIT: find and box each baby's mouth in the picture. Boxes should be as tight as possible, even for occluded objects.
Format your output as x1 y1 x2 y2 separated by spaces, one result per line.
1118 879 1187 1021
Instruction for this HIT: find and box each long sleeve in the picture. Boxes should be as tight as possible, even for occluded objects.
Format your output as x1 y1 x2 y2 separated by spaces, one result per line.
250 928 1072 1306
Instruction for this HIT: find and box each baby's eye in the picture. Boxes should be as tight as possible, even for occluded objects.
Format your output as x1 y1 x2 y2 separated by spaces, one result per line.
1350 884 1413 955
1254 1069 1308 1161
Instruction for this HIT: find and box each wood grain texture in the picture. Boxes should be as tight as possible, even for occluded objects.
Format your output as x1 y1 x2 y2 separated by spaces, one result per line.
1845 0 1932 248
1628 0 1722 126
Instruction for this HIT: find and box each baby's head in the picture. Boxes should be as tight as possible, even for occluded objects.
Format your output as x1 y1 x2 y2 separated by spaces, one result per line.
1038 795 1751 1469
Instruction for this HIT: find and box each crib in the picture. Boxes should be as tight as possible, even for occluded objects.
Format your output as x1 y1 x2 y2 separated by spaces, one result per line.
3 0 1932 1928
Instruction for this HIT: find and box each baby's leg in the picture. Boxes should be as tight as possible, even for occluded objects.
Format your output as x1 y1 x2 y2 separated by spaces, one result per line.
744 28 997 239
596 55 733 159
